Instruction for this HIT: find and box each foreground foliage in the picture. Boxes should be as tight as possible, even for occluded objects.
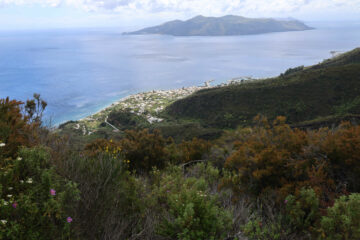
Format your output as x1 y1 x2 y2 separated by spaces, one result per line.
2 94 360 240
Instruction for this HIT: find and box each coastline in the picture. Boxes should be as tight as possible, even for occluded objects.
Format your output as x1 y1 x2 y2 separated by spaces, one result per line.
58 76 259 135
62 83 215 135
81 78 255 122
60 78 252 135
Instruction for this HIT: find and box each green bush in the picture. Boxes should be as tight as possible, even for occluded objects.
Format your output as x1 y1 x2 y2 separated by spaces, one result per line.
0 147 79 240
319 193 360 240
154 165 232 240
285 188 320 234
242 215 291 240
63 150 148 239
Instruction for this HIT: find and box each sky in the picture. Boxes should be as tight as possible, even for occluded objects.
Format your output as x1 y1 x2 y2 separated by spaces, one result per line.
0 0 359 30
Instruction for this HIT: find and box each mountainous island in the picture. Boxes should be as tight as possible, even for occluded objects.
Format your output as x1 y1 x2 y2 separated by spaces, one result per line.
124 15 313 36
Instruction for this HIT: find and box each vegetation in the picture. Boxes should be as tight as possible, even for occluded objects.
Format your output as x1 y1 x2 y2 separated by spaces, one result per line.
2 48 360 239
166 48 360 129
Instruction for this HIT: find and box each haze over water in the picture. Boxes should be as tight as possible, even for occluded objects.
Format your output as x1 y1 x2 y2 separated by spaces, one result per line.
1 22 359 125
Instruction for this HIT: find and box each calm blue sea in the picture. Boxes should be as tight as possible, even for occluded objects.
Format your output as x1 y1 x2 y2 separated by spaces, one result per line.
0 21 359 125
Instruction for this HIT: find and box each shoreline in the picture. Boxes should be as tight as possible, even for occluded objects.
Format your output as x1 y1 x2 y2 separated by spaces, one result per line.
59 79 253 134
59 83 214 134
82 84 214 122
79 78 256 123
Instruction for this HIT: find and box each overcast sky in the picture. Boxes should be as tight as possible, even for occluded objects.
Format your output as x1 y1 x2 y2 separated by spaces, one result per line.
0 0 359 30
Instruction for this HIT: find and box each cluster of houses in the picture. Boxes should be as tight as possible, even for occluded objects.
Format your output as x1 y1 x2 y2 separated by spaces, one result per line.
72 77 256 134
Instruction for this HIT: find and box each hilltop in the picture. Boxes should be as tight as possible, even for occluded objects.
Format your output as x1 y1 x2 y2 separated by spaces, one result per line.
124 15 313 36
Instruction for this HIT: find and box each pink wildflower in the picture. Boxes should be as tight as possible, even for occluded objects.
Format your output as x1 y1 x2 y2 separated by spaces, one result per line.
50 189 56 196
12 202 18 208
66 217 73 223
284 199 288 204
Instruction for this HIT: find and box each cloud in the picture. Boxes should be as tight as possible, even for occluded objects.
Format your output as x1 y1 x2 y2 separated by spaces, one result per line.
0 0 359 16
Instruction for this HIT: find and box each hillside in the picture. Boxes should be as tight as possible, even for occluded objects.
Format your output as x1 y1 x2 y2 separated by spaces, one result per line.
166 48 360 128
125 15 313 36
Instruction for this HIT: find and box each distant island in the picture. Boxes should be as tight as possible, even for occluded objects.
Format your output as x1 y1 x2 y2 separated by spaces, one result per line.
124 15 313 36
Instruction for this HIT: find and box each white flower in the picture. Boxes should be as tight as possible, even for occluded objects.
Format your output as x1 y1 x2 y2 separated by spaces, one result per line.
3 201 8 206
1 220 7 225
6 195 12 198
0 143 5 147
17 157 22 161
20 180 24 184
8 187 13 190
26 178 33 184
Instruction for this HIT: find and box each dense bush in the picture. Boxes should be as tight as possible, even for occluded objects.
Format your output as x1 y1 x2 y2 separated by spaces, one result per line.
153 165 232 240
119 129 171 172
178 138 212 163
285 188 320 234
242 215 292 240
321 122 360 192
319 193 360 240
224 116 309 200
0 98 34 158
0 94 47 159
223 116 355 206
83 138 120 156
63 150 148 239
0 147 79 239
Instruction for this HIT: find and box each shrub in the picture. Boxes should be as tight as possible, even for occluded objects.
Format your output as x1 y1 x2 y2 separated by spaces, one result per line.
0 98 33 158
178 138 212 163
154 166 232 240
321 122 360 192
319 193 360 240
242 215 292 240
0 94 46 159
0 147 79 240
120 129 170 172
224 116 308 199
285 188 320 234
63 149 148 239
223 116 340 207
83 138 120 157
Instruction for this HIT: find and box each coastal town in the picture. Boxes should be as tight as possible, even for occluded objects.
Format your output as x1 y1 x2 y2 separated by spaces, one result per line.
62 81 212 135
57 73 263 137
60 78 254 135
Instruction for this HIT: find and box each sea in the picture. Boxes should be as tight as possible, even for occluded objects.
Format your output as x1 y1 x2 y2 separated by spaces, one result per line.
0 21 359 125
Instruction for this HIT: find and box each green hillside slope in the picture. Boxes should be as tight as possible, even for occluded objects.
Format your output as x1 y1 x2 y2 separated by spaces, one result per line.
166 48 360 128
